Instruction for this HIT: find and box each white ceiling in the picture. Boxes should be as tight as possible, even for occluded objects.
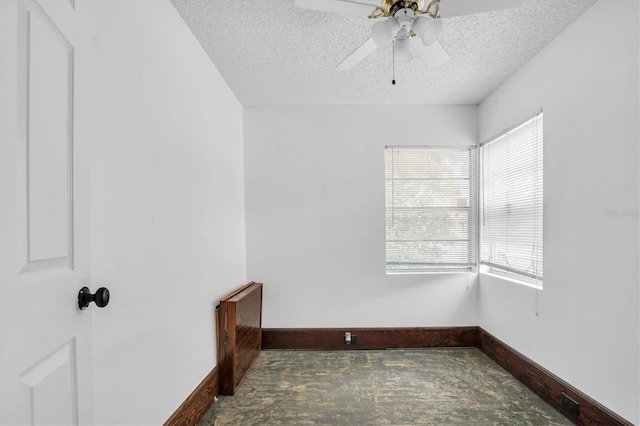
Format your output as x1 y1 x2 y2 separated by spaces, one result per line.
170 0 598 106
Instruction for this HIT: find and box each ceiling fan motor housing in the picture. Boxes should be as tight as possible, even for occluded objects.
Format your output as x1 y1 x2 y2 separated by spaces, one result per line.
395 8 414 39
381 0 426 17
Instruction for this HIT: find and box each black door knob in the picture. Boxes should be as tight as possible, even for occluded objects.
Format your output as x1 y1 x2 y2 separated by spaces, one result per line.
78 287 110 310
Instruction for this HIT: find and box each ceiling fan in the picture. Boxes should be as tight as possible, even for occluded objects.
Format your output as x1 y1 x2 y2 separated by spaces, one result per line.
294 0 526 70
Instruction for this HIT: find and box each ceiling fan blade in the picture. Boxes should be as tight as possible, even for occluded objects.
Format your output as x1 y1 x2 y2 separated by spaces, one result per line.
437 0 527 18
294 0 375 16
336 37 378 70
412 38 450 68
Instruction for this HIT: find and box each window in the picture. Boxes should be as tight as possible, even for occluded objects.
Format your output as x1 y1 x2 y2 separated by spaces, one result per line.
385 146 477 273
480 113 543 285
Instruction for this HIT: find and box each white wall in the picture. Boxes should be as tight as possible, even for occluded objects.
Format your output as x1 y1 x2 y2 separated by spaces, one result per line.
244 105 478 328
79 1 247 424
478 1 639 423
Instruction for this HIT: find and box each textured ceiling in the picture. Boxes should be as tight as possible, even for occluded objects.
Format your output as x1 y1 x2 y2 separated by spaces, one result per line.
170 0 598 106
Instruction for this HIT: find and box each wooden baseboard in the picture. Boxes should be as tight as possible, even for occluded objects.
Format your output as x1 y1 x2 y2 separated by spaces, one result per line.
164 366 219 426
477 328 633 426
262 326 479 350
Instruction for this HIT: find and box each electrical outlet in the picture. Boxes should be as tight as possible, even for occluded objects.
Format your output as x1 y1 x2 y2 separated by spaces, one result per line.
344 332 357 345
561 392 579 416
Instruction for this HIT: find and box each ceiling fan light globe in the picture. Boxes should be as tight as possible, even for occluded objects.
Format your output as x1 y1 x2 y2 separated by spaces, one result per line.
394 38 412 62
412 16 442 46
412 16 428 37
372 18 399 48
422 17 442 46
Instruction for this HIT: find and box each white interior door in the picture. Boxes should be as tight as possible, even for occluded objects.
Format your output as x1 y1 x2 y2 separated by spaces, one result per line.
0 0 94 424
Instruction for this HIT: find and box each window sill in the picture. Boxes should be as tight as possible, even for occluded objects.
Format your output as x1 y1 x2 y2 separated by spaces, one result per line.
386 269 475 276
479 270 542 290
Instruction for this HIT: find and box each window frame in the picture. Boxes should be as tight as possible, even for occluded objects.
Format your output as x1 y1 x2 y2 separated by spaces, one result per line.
478 112 544 287
384 145 478 274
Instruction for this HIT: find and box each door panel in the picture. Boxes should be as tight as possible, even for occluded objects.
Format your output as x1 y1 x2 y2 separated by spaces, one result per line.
20 340 78 426
1 1 93 424
21 0 73 265
17 0 74 275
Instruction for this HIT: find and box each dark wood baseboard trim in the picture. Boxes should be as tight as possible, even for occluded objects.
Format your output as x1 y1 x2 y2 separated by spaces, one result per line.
164 365 219 426
478 328 632 426
262 326 479 350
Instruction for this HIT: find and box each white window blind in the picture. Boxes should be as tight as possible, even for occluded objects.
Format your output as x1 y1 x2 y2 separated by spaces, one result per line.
480 113 543 283
385 146 477 272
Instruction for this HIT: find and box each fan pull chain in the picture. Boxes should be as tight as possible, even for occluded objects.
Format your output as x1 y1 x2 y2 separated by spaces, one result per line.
392 39 396 85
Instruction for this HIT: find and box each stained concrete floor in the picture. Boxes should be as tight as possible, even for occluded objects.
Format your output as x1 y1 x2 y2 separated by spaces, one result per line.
199 348 571 425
